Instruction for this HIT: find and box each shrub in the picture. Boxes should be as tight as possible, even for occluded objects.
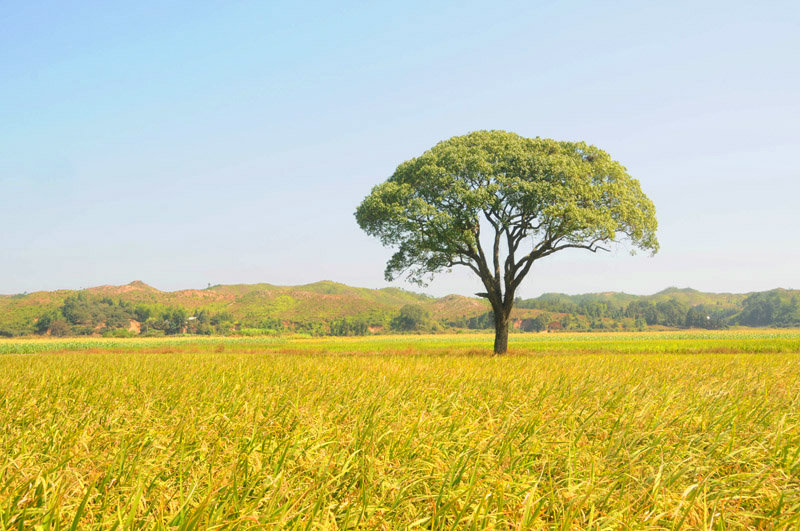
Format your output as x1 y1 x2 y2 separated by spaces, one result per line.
390 305 431 332
102 329 136 338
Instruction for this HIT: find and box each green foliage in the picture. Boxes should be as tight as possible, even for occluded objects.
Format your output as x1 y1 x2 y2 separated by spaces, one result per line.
29 293 245 337
654 300 689 327
529 312 551 332
62 293 134 329
34 311 58 335
356 130 659 285
237 328 279 337
5 280 800 339
210 311 234 326
626 300 659 325
737 291 800 327
466 311 494 330
155 308 188 335
101 328 136 338
329 317 369 336
684 304 732 329
33 293 137 336
48 319 72 337
293 320 327 337
390 304 431 332
254 317 283 333
356 130 659 353
134 305 152 322
517 291 753 331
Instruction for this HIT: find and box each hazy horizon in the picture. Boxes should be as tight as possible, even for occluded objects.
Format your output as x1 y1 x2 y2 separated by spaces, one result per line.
3 1 798 298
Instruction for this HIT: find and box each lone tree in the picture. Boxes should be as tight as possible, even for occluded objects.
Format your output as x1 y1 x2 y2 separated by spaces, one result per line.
355 131 658 354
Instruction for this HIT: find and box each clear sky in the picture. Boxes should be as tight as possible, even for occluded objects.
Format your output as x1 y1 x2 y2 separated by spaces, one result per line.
2 1 798 297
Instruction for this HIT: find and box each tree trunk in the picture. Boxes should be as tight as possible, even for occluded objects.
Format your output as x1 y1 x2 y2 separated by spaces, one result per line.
493 311 509 355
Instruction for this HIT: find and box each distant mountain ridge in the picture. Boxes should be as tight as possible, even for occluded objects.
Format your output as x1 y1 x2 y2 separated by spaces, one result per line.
0 281 797 336
530 286 749 308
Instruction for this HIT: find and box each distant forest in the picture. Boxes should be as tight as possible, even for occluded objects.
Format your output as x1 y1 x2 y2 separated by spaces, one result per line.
0 282 797 338
512 289 800 331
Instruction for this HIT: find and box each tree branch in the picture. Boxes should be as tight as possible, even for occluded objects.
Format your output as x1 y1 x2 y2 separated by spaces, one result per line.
541 239 610 256
448 258 482 277
466 225 502 306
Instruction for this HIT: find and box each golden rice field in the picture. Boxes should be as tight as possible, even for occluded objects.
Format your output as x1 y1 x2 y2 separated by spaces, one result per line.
1 330 800 529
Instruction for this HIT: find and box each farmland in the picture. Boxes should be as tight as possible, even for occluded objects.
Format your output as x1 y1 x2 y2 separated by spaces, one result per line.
2 331 800 529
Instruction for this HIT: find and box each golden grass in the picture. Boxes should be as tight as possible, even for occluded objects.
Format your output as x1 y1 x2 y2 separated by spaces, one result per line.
1 331 799 529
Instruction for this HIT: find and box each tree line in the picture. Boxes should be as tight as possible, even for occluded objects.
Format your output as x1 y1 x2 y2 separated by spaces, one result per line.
9 288 800 338
32 293 237 337
512 291 799 330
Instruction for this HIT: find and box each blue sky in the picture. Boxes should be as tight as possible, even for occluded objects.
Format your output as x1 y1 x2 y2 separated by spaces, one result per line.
2 1 798 297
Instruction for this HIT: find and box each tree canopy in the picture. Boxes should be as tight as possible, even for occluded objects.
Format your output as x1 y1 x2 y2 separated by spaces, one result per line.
355 130 659 353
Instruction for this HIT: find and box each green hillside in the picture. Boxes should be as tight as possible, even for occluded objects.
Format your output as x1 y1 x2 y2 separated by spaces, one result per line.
0 281 797 337
516 287 798 330
0 281 448 337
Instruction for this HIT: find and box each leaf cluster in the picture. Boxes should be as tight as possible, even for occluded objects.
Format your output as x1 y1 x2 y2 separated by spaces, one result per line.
356 130 658 286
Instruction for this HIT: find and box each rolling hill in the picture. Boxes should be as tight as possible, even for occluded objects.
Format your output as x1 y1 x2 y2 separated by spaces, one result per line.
0 281 797 336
